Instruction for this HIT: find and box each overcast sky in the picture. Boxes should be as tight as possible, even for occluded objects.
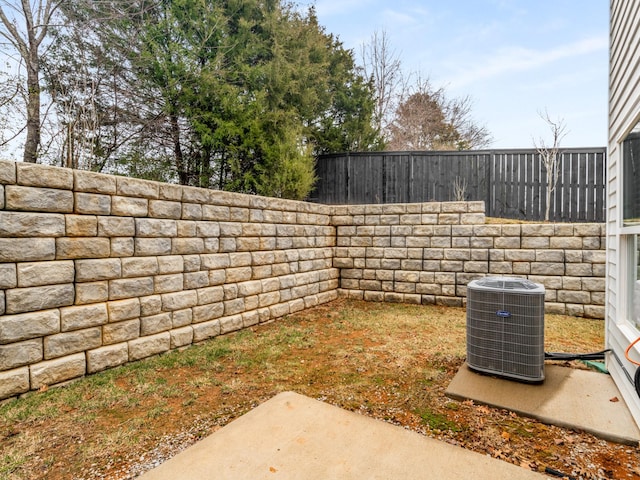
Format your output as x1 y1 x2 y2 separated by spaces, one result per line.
298 0 609 149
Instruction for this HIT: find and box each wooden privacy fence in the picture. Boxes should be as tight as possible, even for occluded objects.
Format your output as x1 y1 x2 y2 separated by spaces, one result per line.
310 148 606 222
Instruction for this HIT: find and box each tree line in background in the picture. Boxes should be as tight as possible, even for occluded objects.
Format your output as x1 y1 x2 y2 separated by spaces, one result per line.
0 0 492 200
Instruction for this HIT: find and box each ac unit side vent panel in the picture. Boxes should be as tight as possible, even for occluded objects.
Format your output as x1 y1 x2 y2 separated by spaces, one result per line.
466 277 545 383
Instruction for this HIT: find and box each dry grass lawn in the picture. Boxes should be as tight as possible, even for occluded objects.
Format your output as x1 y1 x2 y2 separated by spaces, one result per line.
1 298 635 480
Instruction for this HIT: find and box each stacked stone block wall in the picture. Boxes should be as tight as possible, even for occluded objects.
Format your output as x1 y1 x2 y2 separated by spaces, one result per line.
0 160 606 400
332 202 606 319
0 160 337 399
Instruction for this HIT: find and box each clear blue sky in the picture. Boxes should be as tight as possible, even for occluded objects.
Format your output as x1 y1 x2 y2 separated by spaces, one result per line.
298 0 609 149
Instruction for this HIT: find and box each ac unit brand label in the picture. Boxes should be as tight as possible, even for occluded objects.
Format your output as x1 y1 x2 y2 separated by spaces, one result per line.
496 310 511 318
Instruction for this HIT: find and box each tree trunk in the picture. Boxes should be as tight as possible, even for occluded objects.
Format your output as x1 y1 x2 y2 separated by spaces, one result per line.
170 114 187 184
23 40 40 163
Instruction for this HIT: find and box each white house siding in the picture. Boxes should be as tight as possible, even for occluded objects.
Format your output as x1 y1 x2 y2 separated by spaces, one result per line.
608 0 640 427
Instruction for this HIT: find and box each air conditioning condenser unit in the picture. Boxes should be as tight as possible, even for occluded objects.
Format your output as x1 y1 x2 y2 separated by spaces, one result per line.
466 276 546 383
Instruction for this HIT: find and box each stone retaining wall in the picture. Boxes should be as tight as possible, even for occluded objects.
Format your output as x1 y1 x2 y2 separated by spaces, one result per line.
332 202 605 318
0 160 606 400
0 160 338 400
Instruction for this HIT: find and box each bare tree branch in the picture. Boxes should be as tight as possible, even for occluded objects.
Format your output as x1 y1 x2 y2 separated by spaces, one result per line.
533 109 568 221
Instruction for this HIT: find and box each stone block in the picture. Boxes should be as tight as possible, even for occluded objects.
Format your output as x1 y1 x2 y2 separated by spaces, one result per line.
224 284 238 300
0 211 65 237
182 203 203 220
103 319 140 344
438 213 460 224
111 238 136 260
520 237 550 248
159 183 183 201
154 273 184 294
57 237 110 259
5 284 74 314
583 251 606 264
108 239 137 261
562 277 582 290
107 298 141 322
65 215 98 236
0 367 29 399
128 332 170 361
192 319 220 342
30 353 86 390
17 163 73 189
504 249 535 261
0 339 42 370
258 291 280 308
75 281 108 305
44 327 102 359
512 262 531 274
535 250 565 262
494 237 520 249
170 326 194 349
582 237 601 250
184 271 209 290
171 238 204 255
521 224 554 236
565 263 593 276
98 216 136 237
489 262 513 274
218 314 242 335
109 277 154 300
140 313 172 336
196 221 220 238
140 295 162 316
197 286 224 305
228 207 249 222
549 237 583 249
87 343 129 373
531 262 565 275
75 258 121 283
464 261 489 273
0 159 16 183
6 185 73 213
116 176 159 198
135 238 172 256
74 170 117 194
135 218 177 237
203 205 230 221
182 185 210 204
157 255 184 274
558 290 591 304
162 290 198 311
0 263 16 289
461 213 485 225
172 309 193 328
111 196 148 217
582 277 605 291
226 266 253 283
237 280 263 297
584 305 605 319
16 260 73 288
149 200 182 219
574 224 602 236
193 303 224 323
122 257 159 278
61 303 108 331
224 298 245 316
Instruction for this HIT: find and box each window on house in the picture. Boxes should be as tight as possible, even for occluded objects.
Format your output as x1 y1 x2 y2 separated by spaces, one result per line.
623 131 640 226
633 235 640 329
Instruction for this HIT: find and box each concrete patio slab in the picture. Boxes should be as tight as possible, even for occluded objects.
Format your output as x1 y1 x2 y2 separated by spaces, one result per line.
445 363 640 445
139 391 549 479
